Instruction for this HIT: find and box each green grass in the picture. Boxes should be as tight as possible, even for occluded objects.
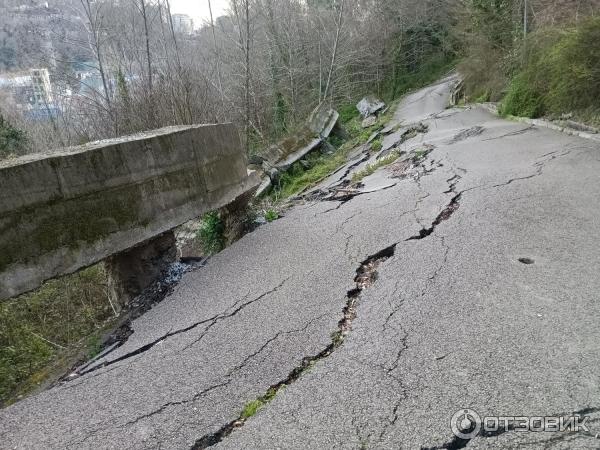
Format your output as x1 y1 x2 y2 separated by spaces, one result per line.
370 137 383 152
414 149 428 159
351 151 402 183
0 114 28 158
241 399 264 419
338 103 361 123
240 387 280 419
197 211 225 255
0 265 118 406
275 151 349 199
264 209 279 222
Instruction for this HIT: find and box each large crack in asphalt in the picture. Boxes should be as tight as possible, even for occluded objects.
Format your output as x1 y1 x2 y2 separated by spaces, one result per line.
447 126 485 145
482 125 536 141
72 278 291 378
492 150 570 188
185 120 584 449
190 244 398 449
60 259 208 381
64 315 329 448
300 123 431 211
407 173 462 241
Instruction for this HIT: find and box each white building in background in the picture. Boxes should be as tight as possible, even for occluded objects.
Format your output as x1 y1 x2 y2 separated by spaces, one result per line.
172 13 194 34
30 68 53 105
0 68 53 107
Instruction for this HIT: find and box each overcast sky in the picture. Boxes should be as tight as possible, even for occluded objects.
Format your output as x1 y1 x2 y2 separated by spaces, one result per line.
170 0 229 28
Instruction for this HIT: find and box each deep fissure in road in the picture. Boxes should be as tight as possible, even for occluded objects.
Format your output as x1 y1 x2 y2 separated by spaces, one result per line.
198 164 468 449
63 259 207 380
191 244 397 449
72 276 289 379
408 174 463 241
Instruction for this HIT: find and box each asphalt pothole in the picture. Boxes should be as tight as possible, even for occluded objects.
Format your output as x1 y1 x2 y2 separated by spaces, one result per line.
518 257 535 265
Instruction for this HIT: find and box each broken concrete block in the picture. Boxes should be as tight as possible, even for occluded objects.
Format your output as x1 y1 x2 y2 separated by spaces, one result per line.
362 116 377 128
357 96 386 118
309 105 340 138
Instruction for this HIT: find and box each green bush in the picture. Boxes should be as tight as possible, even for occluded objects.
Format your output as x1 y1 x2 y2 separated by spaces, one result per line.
0 115 27 158
500 73 544 118
197 211 225 255
338 103 360 123
537 18 600 115
464 16 600 122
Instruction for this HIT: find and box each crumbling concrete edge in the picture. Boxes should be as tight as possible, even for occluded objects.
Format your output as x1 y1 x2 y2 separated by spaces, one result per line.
477 103 600 143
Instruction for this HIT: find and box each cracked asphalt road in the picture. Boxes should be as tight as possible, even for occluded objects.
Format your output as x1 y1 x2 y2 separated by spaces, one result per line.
2 77 600 449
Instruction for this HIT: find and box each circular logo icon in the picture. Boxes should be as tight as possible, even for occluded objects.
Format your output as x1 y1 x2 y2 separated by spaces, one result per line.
451 408 482 439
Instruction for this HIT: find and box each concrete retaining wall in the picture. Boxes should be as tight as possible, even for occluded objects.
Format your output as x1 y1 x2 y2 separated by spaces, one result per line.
0 124 259 300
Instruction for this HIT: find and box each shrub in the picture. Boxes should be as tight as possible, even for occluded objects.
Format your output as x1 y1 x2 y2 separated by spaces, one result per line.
463 17 600 121
499 73 544 118
537 18 600 114
0 115 27 158
338 103 360 123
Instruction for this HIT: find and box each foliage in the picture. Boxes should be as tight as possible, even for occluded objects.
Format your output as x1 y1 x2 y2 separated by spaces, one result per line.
468 0 522 48
370 137 383 152
460 3 600 122
265 209 279 222
240 387 279 419
241 399 264 419
499 73 544 117
327 134 344 149
338 103 360 123
499 18 600 119
0 265 116 406
535 19 600 115
197 211 225 255
384 22 458 100
0 114 27 158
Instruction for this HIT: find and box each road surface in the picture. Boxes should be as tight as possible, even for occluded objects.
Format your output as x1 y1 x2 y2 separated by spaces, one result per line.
1 77 599 449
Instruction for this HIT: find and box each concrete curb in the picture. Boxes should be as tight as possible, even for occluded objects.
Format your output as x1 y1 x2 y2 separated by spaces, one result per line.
477 103 600 143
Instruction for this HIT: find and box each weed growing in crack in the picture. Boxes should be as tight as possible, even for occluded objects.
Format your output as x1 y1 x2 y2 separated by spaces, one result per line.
414 149 428 159
240 386 281 419
240 399 264 419
331 330 344 347
370 137 383 152
351 151 402 183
